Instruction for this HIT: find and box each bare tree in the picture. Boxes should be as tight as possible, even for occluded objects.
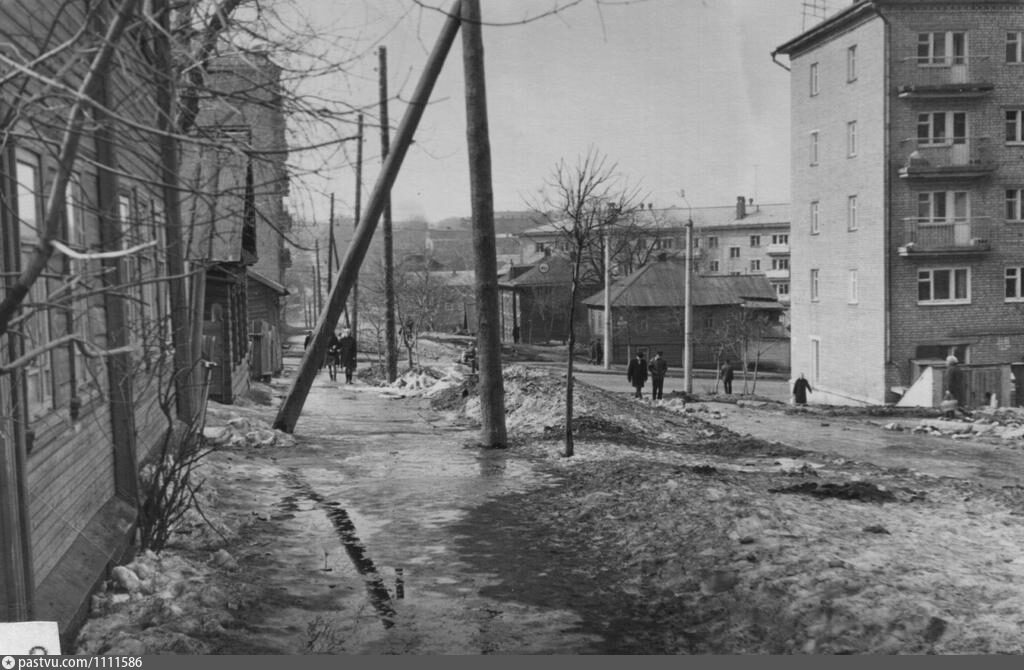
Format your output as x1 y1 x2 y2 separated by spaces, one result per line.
531 147 642 457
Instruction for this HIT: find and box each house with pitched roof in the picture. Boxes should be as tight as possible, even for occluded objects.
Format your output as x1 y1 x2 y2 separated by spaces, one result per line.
582 256 789 370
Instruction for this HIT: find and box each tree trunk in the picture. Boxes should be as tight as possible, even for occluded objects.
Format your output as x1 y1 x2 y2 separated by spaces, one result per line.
461 0 507 447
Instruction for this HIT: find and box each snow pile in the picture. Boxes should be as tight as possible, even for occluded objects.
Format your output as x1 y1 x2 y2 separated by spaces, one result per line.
902 407 1024 443
379 365 468 398
75 548 243 655
203 416 296 449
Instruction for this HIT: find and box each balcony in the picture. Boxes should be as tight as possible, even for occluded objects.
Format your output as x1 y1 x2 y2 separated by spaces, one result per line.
765 242 790 256
764 268 790 280
897 137 993 180
897 217 992 257
897 56 993 98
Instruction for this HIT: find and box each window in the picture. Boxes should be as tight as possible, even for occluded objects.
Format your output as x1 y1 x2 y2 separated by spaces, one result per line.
750 259 761 272
847 121 858 156
810 268 820 301
772 233 789 245
706 236 718 248
776 283 790 298
710 260 720 272
847 195 858 231
1006 267 1024 301
918 111 966 145
15 151 54 419
917 31 966 66
810 200 820 234
810 62 819 95
809 131 819 165
847 45 857 81
848 269 859 304
1007 189 1024 221
1007 110 1024 144
655 237 674 250
729 246 741 259
749 235 761 247
1007 32 1023 63
773 257 789 271
918 191 969 221
918 267 970 304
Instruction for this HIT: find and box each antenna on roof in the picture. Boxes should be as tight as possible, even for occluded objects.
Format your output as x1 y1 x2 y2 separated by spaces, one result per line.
801 0 828 30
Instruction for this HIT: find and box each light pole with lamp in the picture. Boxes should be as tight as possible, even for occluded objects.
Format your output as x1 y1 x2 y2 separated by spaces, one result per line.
603 203 618 370
681 190 694 393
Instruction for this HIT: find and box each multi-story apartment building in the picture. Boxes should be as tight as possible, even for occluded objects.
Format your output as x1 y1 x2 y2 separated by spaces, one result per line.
692 198 792 304
518 198 791 302
774 0 1024 405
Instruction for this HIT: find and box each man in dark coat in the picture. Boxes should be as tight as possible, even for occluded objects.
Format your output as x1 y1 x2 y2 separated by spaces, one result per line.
627 351 648 399
326 331 342 381
793 373 812 405
648 351 668 400
337 329 357 384
720 359 735 394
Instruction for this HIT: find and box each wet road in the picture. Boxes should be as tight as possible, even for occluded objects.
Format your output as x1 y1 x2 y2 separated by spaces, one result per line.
229 374 604 654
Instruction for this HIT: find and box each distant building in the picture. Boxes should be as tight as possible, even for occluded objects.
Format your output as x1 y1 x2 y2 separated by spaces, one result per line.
582 257 788 369
774 0 1024 405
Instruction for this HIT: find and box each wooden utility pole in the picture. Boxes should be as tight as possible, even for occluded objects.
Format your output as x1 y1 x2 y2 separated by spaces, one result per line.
379 46 398 382
327 193 335 293
274 0 463 433
461 0 507 447
352 114 363 337
314 240 323 317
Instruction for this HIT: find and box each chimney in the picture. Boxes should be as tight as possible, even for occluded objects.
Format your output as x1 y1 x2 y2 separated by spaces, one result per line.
736 196 746 220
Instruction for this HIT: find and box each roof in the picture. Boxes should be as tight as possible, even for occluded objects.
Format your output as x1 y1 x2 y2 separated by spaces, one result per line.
500 255 575 287
520 203 790 237
582 257 780 309
772 1 878 58
247 269 289 295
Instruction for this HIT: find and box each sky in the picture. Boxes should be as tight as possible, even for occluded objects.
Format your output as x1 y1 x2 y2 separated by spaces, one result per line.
282 0 816 225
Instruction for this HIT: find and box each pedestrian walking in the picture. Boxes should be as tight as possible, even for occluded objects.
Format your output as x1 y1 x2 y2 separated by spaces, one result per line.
303 330 313 349
648 351 668 400
792 373 812 405
627 351 648 399
337 328 357 384
326 331 342 381
719 359 734 395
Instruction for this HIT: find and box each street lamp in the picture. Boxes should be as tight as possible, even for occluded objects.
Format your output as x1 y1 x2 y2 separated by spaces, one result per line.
603 203 618 370
681 191 694 393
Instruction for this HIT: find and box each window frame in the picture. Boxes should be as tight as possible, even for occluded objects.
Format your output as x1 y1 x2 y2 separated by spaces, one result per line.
810 268 820 301
772 233 789 245
917 31 967 66
1007 31 1023 63
810 200 820 235
15 149 55 420
848 269 859 304
709 260 720 272
847 120 857 157
917 267 971 305
1006 266 1024 302
1007 188 1024 221
749 234 761 248
810 61 819 96
847 195 859 231
809 130 819 165
728 246 741 259
776 282 790 298
750 259 761 272
847 45 857 81
1006 110 1024 144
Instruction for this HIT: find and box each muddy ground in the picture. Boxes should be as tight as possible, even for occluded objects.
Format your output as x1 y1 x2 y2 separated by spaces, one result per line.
73 350 1024 655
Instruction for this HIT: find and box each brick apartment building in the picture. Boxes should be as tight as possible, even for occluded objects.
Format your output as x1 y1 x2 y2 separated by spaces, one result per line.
774 0 1024 405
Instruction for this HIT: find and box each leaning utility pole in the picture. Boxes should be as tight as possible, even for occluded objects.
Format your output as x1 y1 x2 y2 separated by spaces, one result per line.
352 114 363 337
274 0 464 433
380 46 398 383
461 0 507 447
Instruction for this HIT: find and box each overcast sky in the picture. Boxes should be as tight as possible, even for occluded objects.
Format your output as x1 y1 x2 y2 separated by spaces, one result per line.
286 0 814 224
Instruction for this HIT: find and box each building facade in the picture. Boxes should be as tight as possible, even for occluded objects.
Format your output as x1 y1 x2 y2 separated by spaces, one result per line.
775 0 1024 405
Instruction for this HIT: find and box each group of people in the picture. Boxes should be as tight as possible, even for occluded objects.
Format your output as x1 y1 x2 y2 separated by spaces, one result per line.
304 328 357 383
624 350 816 406
626 350 669 400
